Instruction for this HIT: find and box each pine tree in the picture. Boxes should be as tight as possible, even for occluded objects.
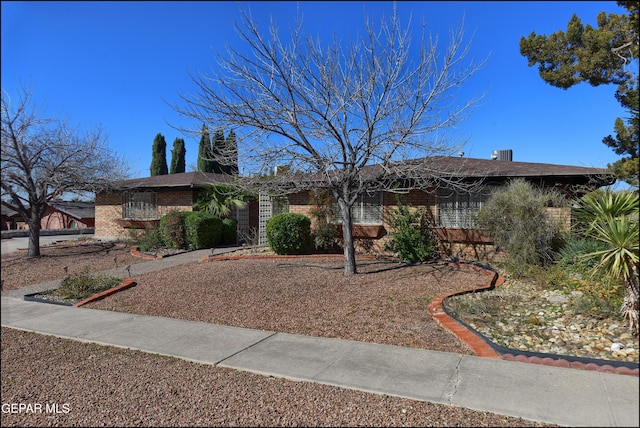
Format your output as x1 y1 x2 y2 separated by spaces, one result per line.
224 130 239 175
170 138 186 174
197 124 212 173
150 133 168 176
520 1 638 186
211 128 225 174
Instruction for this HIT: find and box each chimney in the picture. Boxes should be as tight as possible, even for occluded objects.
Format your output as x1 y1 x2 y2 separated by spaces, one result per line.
491 149 513 161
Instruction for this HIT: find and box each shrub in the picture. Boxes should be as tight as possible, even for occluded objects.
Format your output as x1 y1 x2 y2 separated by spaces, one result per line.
556 237 609 270
308 190 338 253
221 218 238 245
476 179 565 277
159 210 186 249
58 268 121 300
135 224 163 252
384 197 435 263
183 211 223 249
266 212 311 255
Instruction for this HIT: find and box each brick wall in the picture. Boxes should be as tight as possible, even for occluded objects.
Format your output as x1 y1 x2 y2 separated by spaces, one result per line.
286 188 573 263
95 193 123 238
95 190 196 239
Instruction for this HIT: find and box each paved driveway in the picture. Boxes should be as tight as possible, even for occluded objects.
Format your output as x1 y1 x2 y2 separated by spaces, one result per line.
1 234 93 254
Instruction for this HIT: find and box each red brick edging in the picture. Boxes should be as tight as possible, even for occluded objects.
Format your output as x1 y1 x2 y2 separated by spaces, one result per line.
74 278 136 307
427 261 504 359
427 261 638 377
130 246 162 260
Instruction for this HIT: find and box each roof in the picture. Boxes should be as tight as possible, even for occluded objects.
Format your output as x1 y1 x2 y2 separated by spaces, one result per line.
48 201 95 220
303 156 615 186
105 157 615 193
397 156 613 179
1 205 19 217
112 171 234 190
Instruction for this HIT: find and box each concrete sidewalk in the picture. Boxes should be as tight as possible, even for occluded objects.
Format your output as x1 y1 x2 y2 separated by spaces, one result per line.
2 245 639 427
2 296 638 427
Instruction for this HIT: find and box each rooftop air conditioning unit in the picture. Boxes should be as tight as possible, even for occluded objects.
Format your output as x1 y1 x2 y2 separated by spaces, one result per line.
491 149 513 161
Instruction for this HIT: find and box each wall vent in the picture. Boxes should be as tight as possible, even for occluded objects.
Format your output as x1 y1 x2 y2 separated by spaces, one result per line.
491 149 513 161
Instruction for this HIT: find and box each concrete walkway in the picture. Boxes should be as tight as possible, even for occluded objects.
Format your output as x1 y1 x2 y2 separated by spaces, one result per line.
2 246 639 427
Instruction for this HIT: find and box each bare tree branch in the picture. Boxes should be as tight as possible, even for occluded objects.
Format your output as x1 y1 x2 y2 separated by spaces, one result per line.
173 6 487 274
1 85 130 257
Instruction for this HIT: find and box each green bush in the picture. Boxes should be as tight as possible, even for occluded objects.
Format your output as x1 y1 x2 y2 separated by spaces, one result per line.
183 211 223 249
476 179 565 277
266 213 311 255
221 218 238 245
384 198 435 263
159 210 186 249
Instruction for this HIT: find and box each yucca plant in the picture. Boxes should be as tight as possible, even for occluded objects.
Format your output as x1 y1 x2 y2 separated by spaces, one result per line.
574 189 639 335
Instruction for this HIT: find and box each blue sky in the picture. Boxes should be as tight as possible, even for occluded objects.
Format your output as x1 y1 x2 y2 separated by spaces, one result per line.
1 1 629 179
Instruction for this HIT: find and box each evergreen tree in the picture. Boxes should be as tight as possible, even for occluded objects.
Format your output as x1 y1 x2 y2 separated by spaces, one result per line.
170 137 186 174
150 133 168 176
225 130 239 175
212 128 226 174
520 1 638 187
197 124 213 173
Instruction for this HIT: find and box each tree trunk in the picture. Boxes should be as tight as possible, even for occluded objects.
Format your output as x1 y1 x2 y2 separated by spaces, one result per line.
337 197 357 275
622 265 639 337
27 220 41 258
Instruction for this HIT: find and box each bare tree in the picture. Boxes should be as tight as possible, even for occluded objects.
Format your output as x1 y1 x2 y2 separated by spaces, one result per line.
175 6 485 274
1 87 130 257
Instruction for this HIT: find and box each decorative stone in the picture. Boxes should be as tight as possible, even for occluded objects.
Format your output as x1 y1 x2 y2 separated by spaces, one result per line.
611 343 624 351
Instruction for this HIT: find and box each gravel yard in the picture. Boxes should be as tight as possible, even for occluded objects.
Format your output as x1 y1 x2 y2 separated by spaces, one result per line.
1 240 145 290
85 256 488 353
0 241 578 426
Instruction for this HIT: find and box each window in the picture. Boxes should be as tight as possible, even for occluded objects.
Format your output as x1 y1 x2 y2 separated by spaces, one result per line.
437 187 493 228
122 191 158 220
333 192 383 225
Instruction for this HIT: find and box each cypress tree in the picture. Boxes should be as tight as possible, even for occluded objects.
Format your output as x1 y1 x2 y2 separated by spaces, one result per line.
170 137 186 174
224 130 239 175
197 124 212 173
150 133 168 176
212 128 225 174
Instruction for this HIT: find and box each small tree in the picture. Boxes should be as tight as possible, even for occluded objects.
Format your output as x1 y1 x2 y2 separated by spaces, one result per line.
476 179 565 275
1 87 129 257
170 137 186 174
150 133 168 176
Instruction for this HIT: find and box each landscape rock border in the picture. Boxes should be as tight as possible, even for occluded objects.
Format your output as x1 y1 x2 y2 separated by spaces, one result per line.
23 279 136 308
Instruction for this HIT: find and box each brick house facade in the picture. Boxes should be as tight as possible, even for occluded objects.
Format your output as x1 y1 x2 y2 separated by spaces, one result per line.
285 156 615 261
94 172 258 240
94 158 614 262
